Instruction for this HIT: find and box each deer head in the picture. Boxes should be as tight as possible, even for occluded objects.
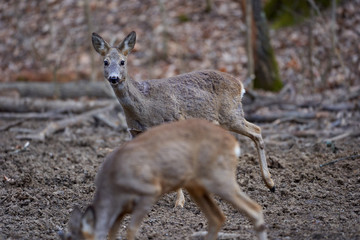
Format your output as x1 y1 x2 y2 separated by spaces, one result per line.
58 206 96 240
92 31 136 85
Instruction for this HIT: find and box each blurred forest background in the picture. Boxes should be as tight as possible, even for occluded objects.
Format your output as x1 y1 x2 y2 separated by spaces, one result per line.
1 0 360 239
0 0 358 94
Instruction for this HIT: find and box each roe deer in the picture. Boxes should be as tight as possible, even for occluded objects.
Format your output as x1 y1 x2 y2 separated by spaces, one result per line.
59 119 267 240
91 31 275 199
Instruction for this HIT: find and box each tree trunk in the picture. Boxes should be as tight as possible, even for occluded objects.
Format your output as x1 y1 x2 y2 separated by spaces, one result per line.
84 0 97 82
245 0 255 87
241 0 283 91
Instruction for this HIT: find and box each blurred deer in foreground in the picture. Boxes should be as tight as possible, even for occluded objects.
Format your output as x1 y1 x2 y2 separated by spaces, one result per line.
59 119 267 240
91 31 275 204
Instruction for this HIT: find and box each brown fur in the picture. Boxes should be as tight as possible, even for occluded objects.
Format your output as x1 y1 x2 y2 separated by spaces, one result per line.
61 119 267 240
91 31 275 192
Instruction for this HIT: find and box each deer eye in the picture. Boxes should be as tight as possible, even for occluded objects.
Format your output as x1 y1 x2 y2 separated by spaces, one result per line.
104 60 109 66
120 60 125 66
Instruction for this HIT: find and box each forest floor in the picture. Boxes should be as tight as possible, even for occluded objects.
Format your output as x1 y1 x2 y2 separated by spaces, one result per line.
0 99 359 240
1 0 360 239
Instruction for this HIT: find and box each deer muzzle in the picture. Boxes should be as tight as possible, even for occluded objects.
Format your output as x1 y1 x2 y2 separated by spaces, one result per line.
108 76 120 85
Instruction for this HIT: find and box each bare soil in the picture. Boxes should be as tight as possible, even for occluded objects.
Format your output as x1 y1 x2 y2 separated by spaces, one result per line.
1 0 360 239
1 113 359 240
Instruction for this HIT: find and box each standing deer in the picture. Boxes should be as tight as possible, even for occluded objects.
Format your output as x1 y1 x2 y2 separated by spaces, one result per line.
91 31 275 203
59 119 267 240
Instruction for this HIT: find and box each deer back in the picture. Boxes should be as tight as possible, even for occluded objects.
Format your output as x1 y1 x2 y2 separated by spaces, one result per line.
94 119 239 197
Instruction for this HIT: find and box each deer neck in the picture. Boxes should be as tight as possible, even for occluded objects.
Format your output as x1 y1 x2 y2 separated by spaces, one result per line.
111 74 147 117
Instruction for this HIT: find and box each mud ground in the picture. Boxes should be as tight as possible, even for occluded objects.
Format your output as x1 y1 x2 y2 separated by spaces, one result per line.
0 114 359 240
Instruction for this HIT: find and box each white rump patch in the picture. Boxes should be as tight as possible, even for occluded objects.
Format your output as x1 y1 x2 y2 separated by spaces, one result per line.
234 144 241 158
211 120 220 125
241 88 246 100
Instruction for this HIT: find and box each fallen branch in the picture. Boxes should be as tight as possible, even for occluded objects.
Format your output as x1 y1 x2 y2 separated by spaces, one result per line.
320 154 360 167
94 111 127 131
10 128 34 134
320 102 358 112
0 112 67 120
0 82 115 99
246 111 329 123
244 85 359 116
94 112 120 130
292 130 318 138
244 95 283 113
17 104 116 141
0 97 113 113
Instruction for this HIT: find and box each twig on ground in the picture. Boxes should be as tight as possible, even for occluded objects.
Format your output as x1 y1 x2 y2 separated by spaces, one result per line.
9 141 30 154
272 116 309 125
0 120 24 131
324 130 360 142
320 154 360 167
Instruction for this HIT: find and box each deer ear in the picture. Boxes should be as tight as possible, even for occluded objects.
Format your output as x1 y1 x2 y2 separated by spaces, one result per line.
81 206 96 237
118 31 136 56
92 33 110 56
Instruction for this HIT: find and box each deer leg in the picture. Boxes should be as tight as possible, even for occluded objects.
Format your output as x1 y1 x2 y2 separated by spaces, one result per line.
210 181 267 240
174 188 185 208
108 212 126 240
227 189 267 240
126 196 156 240
187 186 225 240
230 119 275 192
92 202 123 240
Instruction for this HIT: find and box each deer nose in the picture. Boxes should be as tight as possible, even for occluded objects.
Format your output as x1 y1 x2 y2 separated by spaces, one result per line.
108 76 120 84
